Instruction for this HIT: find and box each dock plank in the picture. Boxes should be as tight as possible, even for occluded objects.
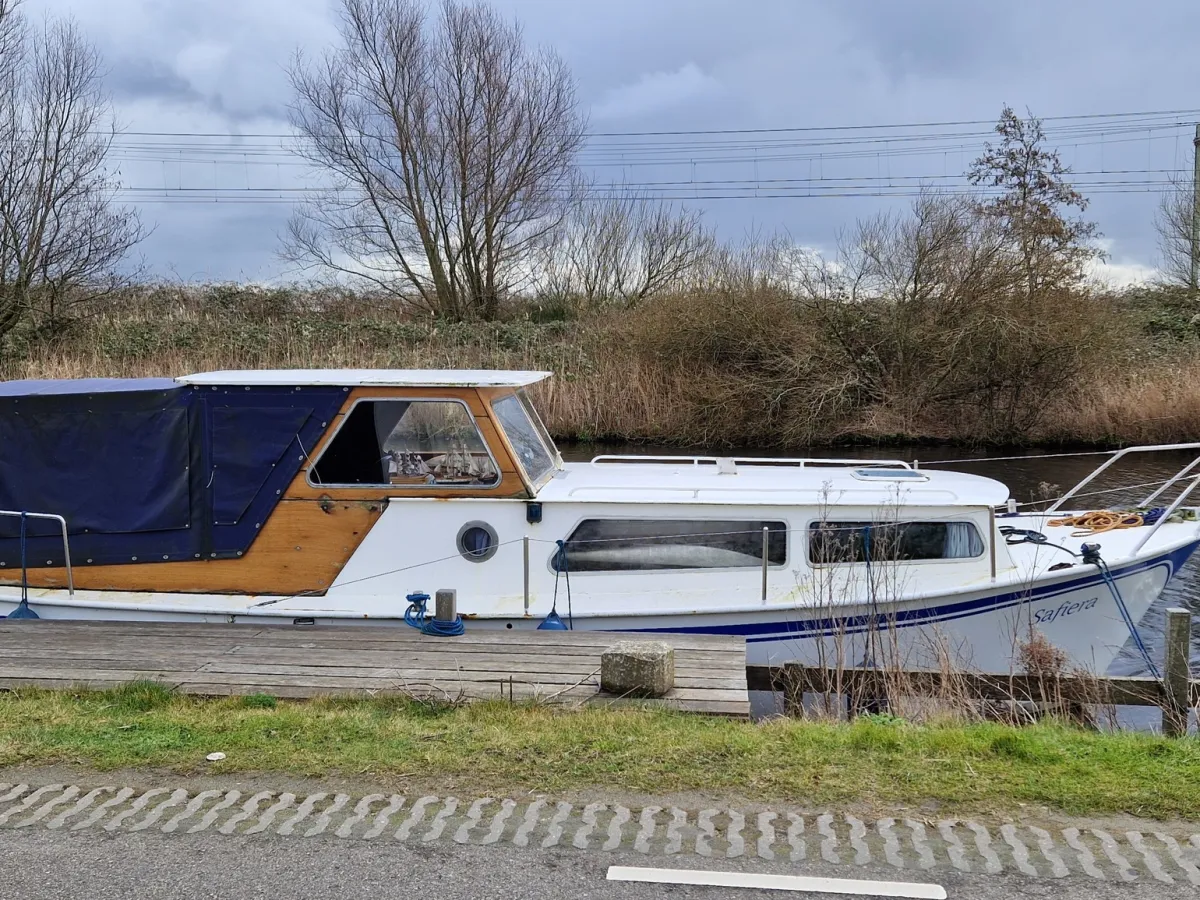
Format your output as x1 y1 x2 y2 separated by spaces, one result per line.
0 620 749 717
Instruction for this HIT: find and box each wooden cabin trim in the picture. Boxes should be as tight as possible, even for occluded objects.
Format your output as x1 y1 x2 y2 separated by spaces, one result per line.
0 499 383 595
282 386 532 501
0 382 543 595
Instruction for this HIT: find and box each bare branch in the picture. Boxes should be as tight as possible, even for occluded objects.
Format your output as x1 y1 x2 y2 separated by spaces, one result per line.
284 0 585 320
537 187 714 309
0 11 145 341
1154 172 1194 288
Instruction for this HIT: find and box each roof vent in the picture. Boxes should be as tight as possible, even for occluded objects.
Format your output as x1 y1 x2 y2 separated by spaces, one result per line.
851 468 928 482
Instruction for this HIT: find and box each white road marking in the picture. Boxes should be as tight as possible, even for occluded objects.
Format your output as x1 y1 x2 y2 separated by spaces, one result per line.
606 866 947 898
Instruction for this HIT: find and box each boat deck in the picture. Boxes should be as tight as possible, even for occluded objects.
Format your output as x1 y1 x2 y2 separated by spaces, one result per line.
0 620 750 717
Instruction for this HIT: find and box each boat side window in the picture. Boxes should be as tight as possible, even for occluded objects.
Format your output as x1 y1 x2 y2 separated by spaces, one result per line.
553 519 787 572
808 521 984 564
491 392 557 486
310 400 500 487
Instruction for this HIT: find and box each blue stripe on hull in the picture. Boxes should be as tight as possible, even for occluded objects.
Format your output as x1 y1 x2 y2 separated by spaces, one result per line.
619 540 1200 645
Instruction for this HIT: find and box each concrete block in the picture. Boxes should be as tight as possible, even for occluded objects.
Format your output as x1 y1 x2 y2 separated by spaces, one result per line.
601 641 675 698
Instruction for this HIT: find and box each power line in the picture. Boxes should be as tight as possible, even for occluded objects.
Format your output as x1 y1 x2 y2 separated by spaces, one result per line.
103 107 1200 141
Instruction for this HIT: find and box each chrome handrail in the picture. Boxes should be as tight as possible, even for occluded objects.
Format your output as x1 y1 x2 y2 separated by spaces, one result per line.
1132 474 1200 554
0 510 74 596
1044 442 1200 514
589 455 912 470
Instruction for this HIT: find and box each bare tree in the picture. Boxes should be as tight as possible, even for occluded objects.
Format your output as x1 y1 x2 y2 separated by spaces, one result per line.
1154 173 1195 288
286 0 585 321
0 10 145 342
0 1 21 66
540 189 714 309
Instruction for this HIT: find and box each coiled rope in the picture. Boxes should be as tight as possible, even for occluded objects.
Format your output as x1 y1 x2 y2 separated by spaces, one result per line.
402 591 464 637
1048 510 1149 536
1056 508 1166 535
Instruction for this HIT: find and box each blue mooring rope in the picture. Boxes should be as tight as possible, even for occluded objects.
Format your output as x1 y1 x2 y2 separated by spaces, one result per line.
19 511 27 605
1081 544 1161 680
6 512 40 620
403 591 465 637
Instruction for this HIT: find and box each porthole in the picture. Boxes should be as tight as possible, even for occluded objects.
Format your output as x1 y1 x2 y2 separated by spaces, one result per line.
457 521 499 563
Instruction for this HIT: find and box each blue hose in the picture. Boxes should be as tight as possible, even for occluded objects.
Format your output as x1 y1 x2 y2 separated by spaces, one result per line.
403 591 464 637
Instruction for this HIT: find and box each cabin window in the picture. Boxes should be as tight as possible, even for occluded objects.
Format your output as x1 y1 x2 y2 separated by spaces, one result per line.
310 399 500 487
552 519 787 572
491 392 557 485
808 521 984 564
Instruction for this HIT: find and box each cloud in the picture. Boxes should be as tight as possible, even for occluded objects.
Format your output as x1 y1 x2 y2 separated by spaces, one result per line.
108 58 204 105
1088 258 1158 289
590 63 720 122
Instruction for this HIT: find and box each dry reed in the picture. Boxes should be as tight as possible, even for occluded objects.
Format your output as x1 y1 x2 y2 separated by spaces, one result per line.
3 282 1200 448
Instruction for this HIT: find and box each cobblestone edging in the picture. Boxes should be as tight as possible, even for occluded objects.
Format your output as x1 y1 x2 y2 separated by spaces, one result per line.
2 781 1198 884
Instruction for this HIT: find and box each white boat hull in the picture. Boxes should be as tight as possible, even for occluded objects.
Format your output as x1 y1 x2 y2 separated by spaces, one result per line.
3 540 1193 676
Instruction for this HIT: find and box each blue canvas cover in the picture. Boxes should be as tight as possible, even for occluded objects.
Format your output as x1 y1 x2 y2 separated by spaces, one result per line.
0 378 346 571
200 386 346 557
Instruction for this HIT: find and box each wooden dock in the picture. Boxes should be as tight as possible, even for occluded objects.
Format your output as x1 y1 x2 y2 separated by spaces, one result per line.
0 620 750 717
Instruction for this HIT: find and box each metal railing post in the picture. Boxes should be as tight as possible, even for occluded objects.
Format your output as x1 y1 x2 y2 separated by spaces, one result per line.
0 510 73 597
1047 442 1200 513
761 526 769 604
523 535 530 614
1141 454 1200 507
1132 474 1200 554
988 508 997 581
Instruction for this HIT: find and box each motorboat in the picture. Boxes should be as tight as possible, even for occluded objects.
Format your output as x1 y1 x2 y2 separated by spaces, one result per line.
2 369 1197 673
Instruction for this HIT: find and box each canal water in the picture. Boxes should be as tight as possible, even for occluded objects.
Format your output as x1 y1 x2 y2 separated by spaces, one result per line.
561 443 1200 726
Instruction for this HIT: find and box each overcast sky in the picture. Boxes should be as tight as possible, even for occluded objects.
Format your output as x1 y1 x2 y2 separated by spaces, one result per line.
25 0 1200 284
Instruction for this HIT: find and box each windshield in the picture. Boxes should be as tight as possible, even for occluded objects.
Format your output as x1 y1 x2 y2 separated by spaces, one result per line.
491 390 558 487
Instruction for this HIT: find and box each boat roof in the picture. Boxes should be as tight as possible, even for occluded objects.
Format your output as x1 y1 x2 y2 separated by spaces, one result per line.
540 458 1010 506
0 378 178 397
177 369 553 388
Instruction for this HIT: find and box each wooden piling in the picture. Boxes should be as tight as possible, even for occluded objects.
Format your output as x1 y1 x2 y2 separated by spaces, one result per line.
1163 607 1192 738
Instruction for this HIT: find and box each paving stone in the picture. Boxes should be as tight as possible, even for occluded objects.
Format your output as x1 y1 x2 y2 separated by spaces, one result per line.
786 813 805 862
394 796 437 842
1093 828 1139 881
4 778 1198 885
633 806 659 854
335 794 382 839
904 819 936 870
275 792 328 837
362 796 406 840
513 798 545 849
13 786 79 828
603 805 630 851
755 811 776 861
878 818 904 869
186 791 240 834
47 787 116 831
1063 827 1105 879
1127 831 1173 883
1028 825 1069 878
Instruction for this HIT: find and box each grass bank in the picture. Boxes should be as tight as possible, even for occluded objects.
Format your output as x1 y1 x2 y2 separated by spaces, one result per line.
1 683 1198 819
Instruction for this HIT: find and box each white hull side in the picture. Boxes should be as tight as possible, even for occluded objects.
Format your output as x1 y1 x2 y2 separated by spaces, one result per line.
2 541 1191 675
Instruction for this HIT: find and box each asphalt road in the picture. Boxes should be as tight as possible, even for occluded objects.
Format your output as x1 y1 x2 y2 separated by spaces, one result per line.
4 826 1198 900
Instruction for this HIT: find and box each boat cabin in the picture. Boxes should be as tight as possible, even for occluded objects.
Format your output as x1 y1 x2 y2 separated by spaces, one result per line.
0 370 559 594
